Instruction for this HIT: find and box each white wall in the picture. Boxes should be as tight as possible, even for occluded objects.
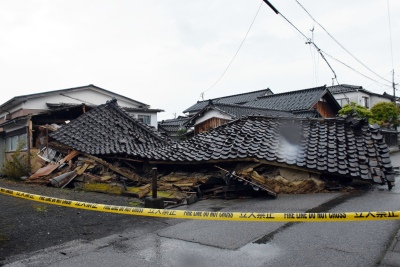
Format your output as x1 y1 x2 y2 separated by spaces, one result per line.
333 92 359 107
0 89 161 128
129 112 158 129
25 90 142 109
333 91 392 109
370 95 391 107
194 110 232 126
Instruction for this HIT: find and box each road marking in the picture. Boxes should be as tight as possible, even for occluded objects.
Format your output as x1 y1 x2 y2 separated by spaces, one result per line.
1 186 399 222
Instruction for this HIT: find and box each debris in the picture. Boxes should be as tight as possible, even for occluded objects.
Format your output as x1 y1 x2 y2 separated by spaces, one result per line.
49 171 77 188
215 165 277 198
83 154 142 182
28 163 61 180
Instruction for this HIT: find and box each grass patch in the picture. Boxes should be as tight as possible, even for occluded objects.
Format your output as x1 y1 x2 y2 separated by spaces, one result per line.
0 234 10 243
128 201 142 207
82 183 123 195
32 204 47 212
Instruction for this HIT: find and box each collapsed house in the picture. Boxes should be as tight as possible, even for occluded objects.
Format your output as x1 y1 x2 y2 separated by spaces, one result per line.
26 99 396 205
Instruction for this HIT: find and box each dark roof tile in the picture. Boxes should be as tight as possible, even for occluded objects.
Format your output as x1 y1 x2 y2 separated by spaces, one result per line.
183 88 273 114
50 99 169 157
143 115 395 186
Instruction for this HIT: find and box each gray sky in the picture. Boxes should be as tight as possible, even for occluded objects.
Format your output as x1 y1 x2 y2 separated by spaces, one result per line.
1 0 399 120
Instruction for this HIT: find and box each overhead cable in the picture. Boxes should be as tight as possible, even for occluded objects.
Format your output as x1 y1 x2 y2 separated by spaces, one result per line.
262 0 369 115
199 1 263 101
295 0 393 85
321 50 392 88
263 0 339 84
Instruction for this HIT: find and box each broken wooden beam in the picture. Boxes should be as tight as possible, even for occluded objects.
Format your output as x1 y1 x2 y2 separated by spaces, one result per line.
83 154 142 182
215 165 277 197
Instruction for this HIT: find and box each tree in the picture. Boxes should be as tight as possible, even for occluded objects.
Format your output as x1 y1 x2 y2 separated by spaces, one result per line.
338 102 373 121
370 101 400 128
176 127 188 141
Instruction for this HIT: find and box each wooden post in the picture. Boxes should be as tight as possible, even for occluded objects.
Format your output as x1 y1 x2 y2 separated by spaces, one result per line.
152 167 157 198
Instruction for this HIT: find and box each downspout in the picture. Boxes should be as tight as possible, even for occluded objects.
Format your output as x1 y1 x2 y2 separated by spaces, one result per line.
27 115 31 174
356 89 359 106
46 125 49 158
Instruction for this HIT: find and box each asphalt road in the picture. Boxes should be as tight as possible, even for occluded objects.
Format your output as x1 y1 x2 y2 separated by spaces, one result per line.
1 152 400 267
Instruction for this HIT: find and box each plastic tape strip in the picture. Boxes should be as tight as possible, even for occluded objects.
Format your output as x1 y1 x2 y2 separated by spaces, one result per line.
1 186 399 222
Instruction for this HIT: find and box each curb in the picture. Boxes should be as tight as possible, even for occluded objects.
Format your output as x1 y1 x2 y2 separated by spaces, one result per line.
380 231 400 266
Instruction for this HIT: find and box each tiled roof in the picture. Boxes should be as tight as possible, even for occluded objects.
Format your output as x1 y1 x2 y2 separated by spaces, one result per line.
50 99 169 157
291 110 321 118
244 86 330 111
328 84 395 100
328 84 363 94
212 103 293 118
185 103 293 126
144 115 395 185
183 88 273 114
158 117 190 133
0 84 150 111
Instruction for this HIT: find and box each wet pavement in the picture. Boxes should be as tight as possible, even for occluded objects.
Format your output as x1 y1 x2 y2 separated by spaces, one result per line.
380 149 400 267
2 150 400 267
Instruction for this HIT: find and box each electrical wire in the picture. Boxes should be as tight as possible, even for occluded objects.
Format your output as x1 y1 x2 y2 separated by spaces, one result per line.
295 0 393 86
199 1 263 100
262 0 370 115
321 50 392 88
365 70 394 89
60 93 96 106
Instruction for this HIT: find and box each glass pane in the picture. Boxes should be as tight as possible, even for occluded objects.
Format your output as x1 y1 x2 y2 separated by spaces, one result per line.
5 138 11 152
19 133 27 150
11 136 18 151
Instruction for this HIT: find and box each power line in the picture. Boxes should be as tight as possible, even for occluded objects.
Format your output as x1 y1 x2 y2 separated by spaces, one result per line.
365 70 394 89
266 1 339 84
264 0 393 89
321 50 392 88
262 0 372 116
199 1 263 100
295 0 393 86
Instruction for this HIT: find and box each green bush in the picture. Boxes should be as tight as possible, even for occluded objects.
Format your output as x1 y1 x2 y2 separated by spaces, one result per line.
370 101 400 128
1 140 32 180
338 102 373 120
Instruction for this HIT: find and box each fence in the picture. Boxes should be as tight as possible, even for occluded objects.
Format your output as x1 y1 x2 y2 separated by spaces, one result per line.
381 129 399 147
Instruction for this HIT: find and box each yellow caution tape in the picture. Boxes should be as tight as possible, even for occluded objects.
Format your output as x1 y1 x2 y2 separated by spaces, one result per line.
1 186 399 222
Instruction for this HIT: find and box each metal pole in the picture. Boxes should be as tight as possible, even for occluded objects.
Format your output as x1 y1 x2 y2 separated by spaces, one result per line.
393 70 396 103
152 167 157 198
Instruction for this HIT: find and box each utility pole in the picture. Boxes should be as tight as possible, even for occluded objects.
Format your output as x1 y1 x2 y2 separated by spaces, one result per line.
393 70 397 103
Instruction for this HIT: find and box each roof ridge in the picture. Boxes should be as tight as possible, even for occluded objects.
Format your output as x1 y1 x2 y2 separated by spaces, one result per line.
213 102 290 112
196 88 273 103
106 99 167 142
256 86 326 99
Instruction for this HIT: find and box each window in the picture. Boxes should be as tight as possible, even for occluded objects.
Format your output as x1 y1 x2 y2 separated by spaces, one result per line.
138 115 151 125
5 133 27 152
337 98 349 107
362 97 370 108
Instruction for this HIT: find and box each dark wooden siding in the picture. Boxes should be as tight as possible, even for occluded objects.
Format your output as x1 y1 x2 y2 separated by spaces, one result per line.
195 118 231 135
314 101 338 118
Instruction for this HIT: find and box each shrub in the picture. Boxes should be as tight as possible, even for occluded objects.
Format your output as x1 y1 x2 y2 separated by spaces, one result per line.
370 101 400 128
338 102 373 121
1 140 32 180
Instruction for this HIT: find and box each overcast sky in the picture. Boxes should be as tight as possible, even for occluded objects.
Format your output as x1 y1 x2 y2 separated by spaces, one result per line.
1 0 399 120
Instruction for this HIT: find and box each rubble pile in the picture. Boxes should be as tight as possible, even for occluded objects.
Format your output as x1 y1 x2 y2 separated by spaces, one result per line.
235 163 326 194
25 148 345 206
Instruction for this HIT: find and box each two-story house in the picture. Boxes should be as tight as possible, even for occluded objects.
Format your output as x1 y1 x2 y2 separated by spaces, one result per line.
0 84 163 169
328 84 395 108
